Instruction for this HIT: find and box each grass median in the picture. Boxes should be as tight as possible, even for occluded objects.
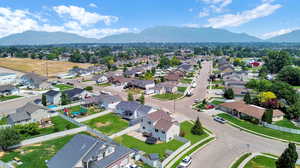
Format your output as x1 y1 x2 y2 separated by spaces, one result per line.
230 153 251 168
244 155 276 168
218 113 300 143
152 93 183 100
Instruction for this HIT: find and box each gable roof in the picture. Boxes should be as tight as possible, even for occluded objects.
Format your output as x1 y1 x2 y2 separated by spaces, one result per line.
154 119 174 132
147 110 173 122
63 88 85 98
16 102 48 114
44 90 60 97
22 72 47 84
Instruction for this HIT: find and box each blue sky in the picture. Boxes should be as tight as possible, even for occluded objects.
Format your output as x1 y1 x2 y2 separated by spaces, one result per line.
0 0 299 39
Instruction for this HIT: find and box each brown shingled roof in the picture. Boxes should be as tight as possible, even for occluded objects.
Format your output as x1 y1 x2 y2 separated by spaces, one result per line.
154 119 174 132
219 101 284 120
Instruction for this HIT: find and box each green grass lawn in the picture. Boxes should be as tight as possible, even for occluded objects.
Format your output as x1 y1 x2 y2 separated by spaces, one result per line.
244 155 276 168
17 116 78 140
180 121 209 144
210 100 225 105
152 93 182 100
211 85 225 89
230 153 251 168
0 133 77 168
97 83 112 87
114 134 184 159
177 87 187 93
217 113 300 142
59 105 104 117
0 95 22 102
0 117 8 125
83 113 129 136
274 118 300 130
180 78 193 84
53 84 73 91
212 80 224 85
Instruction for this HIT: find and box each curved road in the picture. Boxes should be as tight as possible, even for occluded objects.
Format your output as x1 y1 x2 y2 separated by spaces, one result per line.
147 61 290 168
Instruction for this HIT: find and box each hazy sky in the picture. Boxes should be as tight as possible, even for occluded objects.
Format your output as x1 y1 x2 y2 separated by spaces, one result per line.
0 0 298 39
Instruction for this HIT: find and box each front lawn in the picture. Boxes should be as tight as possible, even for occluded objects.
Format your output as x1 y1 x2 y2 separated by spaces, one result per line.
274 118 300 130
244 155 276 168
0 133 77 168
114 135 184 159
212 80 224 85
83 113 129 135
210 100 225 105
180 121 209 144
217 113 300 142
230 153 251 168
97 83 112 87
53 84 73 91
152 93 182 100
0 95 22 102
177 87 187 93
180 78 193 84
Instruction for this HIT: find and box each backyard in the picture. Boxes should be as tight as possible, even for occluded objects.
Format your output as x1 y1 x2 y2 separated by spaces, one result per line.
152 93 182 100
114 134 184 159
83 113 129 135
180 78 193 84
15 116 78 140
217 113 300 142
0 95 22 102
59 105 103 117
0 134 77 168
53 84 73 91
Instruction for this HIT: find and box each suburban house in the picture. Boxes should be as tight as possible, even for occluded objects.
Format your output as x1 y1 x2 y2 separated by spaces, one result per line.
47 134 134 168
116 101 156 120
0 85 20 96
0 73 17 85
123 67 145 78
7 102 49 125
154 82 178 94
127 79 155 90
228 87 249 97
92 75 108 84
20 72 50 89
108 76 132 86
63 88 89 101
219 64 234 74
164 72 181 82
178 64 193 73
218 101 284 122
85 94 122 110
141 110 180 142
69 67 92 77
224 80 246 88
44 90 61 105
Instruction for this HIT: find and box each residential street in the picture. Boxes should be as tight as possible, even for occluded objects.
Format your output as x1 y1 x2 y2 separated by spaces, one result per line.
147 61 290 168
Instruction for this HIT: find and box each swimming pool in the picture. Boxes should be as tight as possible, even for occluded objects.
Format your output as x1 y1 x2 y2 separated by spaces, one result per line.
47 105 58 109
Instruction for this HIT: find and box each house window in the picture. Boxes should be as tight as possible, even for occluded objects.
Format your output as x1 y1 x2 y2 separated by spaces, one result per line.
141 119 143 122
148 121 151 125
162 131 165 134
155 129 158 132
143 127 145 129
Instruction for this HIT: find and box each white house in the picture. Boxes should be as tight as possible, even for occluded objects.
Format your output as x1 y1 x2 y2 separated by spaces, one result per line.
92 75 108 84
44 90 61 105
0 73 17 85
141 110 180 142
85 94 122 110
115 101 156 120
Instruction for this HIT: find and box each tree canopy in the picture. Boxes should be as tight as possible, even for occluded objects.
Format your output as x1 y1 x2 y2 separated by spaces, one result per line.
263 51 292 74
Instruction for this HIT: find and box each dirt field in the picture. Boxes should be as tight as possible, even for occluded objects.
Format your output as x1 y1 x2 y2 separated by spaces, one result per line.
0 58 91 77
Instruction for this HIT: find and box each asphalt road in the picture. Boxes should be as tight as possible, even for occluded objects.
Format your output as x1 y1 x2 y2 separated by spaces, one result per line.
147 61 290 168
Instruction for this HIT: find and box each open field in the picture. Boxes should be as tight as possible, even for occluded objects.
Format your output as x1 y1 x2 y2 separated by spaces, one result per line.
0 58 91 77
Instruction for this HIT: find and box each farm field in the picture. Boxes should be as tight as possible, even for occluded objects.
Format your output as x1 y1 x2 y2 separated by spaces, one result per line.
0 58 91 77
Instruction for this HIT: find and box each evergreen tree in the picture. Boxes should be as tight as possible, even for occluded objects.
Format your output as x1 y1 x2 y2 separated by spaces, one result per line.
276 143 298 168
224 88 235 99
191 117 204 135
61 92 71 105
243 92 252 104
42 94 47 106
128 92 134 101
139 93 145 104
262 109 273 124
0 127 21 151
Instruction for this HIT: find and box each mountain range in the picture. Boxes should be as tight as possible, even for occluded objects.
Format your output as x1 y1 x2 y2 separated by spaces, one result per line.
0 26 299 45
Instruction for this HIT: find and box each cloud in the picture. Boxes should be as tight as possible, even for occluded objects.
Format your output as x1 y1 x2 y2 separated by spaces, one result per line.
89 3 97 8
205 2 282 28
262 28 299 39
200 0 232 13
53 5 118 26
0 6 131 39
198 8 210 17
0 7 39 37
182 24 201 28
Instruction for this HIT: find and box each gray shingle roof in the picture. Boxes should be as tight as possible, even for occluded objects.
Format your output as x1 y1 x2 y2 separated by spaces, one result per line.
8 111 30 123
116 101 141 112
16 102 48 114
44 90 60 97
22 72 47 85
63 88 84 98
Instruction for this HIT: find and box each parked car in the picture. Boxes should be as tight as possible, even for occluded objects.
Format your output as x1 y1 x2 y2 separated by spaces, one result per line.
213 116 227 124
179 156 192 167
194 99 201 103
191 83 196 88
186 91 193 97
127 164 141 168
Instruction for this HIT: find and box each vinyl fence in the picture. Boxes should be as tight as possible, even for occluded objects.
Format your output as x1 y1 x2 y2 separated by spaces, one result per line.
8 126 87 149
262 122 300 134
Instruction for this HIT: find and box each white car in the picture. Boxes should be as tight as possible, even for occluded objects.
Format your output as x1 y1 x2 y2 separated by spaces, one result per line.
213 116 227 124
191 83 197 88
179 156 192 167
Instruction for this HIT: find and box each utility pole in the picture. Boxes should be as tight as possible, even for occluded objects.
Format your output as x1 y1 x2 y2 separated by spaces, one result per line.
46 60 49 78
